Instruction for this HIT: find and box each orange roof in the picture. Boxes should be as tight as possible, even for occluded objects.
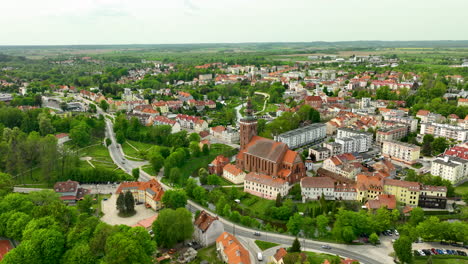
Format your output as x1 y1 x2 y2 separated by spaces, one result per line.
416 110 430 116
116 179 164 202
458 98 468 102
211 155 229 166
356 174 383 191
0 240 12 261
273 248 288 261
245 172 287 188
132 214 158 229
283 149 299 164
366 194 396 210
194 210 219 232
211 126 226 133
55 133 69 139
223 164 243 176
216 232 251 264
383 178 420 191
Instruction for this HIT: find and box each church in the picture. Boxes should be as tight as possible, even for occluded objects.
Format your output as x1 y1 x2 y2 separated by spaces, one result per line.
235 99 306 184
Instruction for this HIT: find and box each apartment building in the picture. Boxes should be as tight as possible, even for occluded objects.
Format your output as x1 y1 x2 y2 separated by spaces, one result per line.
337 128 373 149
275 123 326 149
420 122 468 142
383 178 420 206
419 185 447 209
356 174 384 202
300 177 356 202
376 126 408 146
382 141 420 165
431 156 468 184
335 135 370 153
244 172 289 200
216 232 251 264
384 116 418 133
323 153 362 180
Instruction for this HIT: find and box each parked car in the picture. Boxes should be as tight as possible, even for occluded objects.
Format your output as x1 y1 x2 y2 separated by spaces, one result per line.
257 252 263 261
418 250 425 256
431 248 437 255
394 230 399 236
413 250 420 256
457 250 467 256
321 245 332 250
422 249 431 256
253 231 261 236
441 249 448 255
436 249 443 255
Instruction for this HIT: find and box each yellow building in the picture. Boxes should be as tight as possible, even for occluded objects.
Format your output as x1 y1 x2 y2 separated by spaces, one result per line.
383 178 420 206
356 174 384 202
116 179 164 211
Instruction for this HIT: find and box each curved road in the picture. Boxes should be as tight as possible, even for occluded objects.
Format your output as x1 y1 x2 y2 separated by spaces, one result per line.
94 98 387 264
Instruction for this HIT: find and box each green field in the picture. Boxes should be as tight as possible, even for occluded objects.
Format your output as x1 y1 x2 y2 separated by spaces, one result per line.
78 144 117 169
414 255 468 264
455 182 468 196
305 251 343 264
122 140 154 159
191 245 223 264
179 144 236 178
254 240 279 250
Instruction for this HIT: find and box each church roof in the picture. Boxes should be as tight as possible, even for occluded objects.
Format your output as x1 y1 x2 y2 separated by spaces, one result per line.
244 136 288 163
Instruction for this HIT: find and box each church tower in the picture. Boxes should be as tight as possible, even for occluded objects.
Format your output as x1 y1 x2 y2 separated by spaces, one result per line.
239 98 258 149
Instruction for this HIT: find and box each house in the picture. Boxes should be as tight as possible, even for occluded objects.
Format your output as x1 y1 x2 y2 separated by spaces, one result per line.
210 126 240 144
365 194 396 210
301 177 335 201
55 133 70 145
323 153 362 180
216 232 251 264
270 247 288 264
208 155 230 176
222 164 246 184
176 114 209 132
148 116 181 133
194 210 224 247
116 179 164 211
132 215 158 230
244 172 289 200
54 180 91 204
0 240 13 261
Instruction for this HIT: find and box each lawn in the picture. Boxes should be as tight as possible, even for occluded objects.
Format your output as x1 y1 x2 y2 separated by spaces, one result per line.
191 245 223 264
179 144 235 178
455 182 468 196
122 140 154 159
78 144 117 170
254 240 279 250
305 251 342 264
414 256 468 264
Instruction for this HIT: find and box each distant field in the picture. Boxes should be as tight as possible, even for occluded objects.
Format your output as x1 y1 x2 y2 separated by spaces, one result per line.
455 182 468 196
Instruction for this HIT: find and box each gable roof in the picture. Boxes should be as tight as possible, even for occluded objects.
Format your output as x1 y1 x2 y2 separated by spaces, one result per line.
244 136 288 163
273 248 288 261
366 194 396 210
216 232 251 264
116 179 164 202
301 177 335 188
54 180 79 193
194 210 219 232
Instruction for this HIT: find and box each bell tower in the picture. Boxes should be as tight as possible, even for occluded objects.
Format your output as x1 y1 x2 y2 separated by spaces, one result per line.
239 98 257 149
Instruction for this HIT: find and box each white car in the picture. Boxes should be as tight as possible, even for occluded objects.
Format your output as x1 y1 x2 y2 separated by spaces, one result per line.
394 230 399 236
418 250 425 256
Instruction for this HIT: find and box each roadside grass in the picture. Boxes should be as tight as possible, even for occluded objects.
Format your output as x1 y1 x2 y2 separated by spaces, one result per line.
305 251 343 264
192 245 223 264
455 182 468 196
142 165 156 176
254 240 279 250
414 255 468 264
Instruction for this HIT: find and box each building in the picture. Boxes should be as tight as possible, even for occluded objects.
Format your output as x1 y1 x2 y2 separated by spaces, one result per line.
0 240 13 261
382 141 420 165
431 156 468 184
335 135 370 153
356 174 384 202
376 126 408 146
244 172 289 200
53 180 90 204
148 116 181 133
305 96 323 109
275 123 326 149
236 99 306 184
216 232 251 264
116 179 164 211
336 128 373 150
208 155 230 176
55 133 70 145
270 248 288 264
418 185 447 209
420 122 468 142
300 177 335 201
444 145 468 160
210 126 240 144
323 153 362 180
309 147 332 162
222 164 246 184
384 116 418 133
365 194 397 210
199 74 213 81
194 210 224 247
383 178 420 206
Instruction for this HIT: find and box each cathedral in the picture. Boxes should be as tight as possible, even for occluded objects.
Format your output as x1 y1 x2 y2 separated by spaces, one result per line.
236 99 306 184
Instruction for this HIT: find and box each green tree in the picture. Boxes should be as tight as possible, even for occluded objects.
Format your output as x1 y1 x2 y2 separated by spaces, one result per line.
341 226 356 243
188 133 201 142
189 141 201 157
431 137 448 154
202 143 210 155
289 237 301 253
116 193 125 214
116 130 125 144
105 138 112 146
316 215 329 237
193 186 207 204
162 190 187 209
393 236 413 264
104 229 154 264
0 172 13 197
99 100 109 112
61 242 96 264
369 233 379 245
38 113 55 136
152 208 194 248
207 174 221 185
276 193 282 207
287 214 303 236
422 141 432 156
409 207 424 226
124 191 136 215
169 167 181 184
149 154 164 174
77 195 94 215
6 211 31 241
132 168 140 180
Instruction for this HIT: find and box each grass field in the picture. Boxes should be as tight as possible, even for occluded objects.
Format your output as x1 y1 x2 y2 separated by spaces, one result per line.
414 255 468 264
191 245 223 264
455 182 468 196
78 144 116 169
122 140 154 159
254 240 279 250
305 251 343 264
179 144 235 178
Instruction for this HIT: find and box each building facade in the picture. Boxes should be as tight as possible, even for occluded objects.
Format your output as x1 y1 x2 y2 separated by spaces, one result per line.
382 141 420 165
431 156 468 184
275 123 326 149
420 122 468 142
222 164 246 184
376 126 408 146
244 172 289 200
116 179 164 211
336 128 373 150
194 210 224 247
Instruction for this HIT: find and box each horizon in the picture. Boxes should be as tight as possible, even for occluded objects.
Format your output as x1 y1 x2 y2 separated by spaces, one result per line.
2 0 467 45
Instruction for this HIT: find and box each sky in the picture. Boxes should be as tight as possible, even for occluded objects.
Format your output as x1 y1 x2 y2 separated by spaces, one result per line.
1 0 467 45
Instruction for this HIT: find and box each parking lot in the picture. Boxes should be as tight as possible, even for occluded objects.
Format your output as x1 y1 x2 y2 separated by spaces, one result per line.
413 242 467 257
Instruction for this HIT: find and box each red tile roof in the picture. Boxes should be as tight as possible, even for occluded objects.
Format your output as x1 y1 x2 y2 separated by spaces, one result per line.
0 240 12 261
223 164 243 176
194 210 219 232
216 232 251 264
273 247 288 261
245 172 287 188
54 180 79 193
116 179 164 202
301 177 335 188
366 194 396 210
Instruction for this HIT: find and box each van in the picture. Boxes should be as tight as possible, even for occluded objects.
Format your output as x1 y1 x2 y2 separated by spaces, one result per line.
257 252 263 261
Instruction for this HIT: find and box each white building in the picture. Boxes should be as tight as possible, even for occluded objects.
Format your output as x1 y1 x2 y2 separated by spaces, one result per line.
384 116 419 133
420 122 468 142
300 177 357 202
193 210 224 247
431 156 468 184
382 141 420 165
335 135 370 153
244 172 289 200
222 164 246 185
275 123 326 149
210 126 239 144
337 128 373 150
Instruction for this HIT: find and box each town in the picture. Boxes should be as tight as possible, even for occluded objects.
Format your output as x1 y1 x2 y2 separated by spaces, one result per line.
0 41 467 264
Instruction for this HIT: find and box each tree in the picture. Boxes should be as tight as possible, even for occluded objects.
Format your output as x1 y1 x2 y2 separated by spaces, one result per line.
99 100 109 112
61 242 96 264
6 211 31 241
188 133 200 142
116 130 125 144
341 226 356 243
104 229 154 264
193 186 207 204
207 174 221 185
132 168 140 180
369 233 379 245
169 167 181 184
152 208 194 248
162 190 187 209
124 191 136 215
149 154 164 174
77 195 94 215
38 113 55 136
432 137 448 154
189 141 201 157
116 193 125 213
0 172 13 197
70 122 91 147
276 193 282 207
409 207 424 226
393 236 413 264
287 214 303 236
202 143 210 155
289 237 301 253
316 215 329 237
422 141 433 156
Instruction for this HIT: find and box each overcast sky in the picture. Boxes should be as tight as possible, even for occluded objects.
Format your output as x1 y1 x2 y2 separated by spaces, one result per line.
1 0 467 45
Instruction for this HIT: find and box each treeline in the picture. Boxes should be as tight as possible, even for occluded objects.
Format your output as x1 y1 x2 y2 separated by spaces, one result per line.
63 167 132 184
0 184 156 264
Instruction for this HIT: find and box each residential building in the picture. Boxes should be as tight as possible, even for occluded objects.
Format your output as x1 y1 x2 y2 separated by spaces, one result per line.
334 183 357 201
176 114 209 132
309 147 332 162
55 133 70 145
376 126 408 146
365 194 397 210
210 126 240 144
244 172 289 200
416 110 445 123
208 155 230 176
420 122 468 141
222 164 246 184
300 177 335 201
384 116 418 133
418 185 447 209
431 156 468 184
199 74 213 81
356 174 384 202
270 248 288 264
383 178 420 206
194 210 224 247
335 135 370 153
458 98 468 107
337 128 373 150
148 116 181 133
53 180 90 204
275 123 326 149
323 153 362 180
116 179 164 211
305 96 323 109
216 232 251 264
444 145 468 160
382 141 420 165
236 99 306 184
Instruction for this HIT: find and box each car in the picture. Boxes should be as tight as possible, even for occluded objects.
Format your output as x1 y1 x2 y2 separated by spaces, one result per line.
457 250 467 256
321 245 332 250
103 198 108 201
413 250 420 256
187 242 193 247
441 249 448 255
257 252 263 261
431 248 438 255
394 230 399 236
253 231 261 236
451 243 462 247
386 230 393 236
436 249 443 255
418 250 425 256
422 249 431 256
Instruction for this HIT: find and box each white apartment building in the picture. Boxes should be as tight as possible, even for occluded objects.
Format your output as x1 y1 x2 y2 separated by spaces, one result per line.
244 172 289 200
300 177 357 202
337 128 373 149
384 116 419 133
376 126 408 146
431 156 468 184
382 140 420 165
275 123 326 149
420 122 468 142
335 135 370 153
